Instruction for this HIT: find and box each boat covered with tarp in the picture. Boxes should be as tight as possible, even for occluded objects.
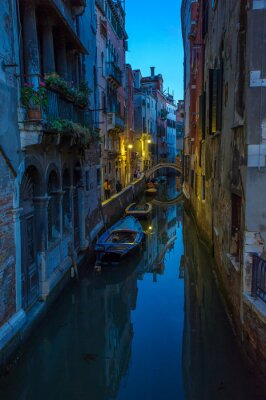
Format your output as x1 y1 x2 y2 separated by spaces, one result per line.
95 216 144 266
125 202 152 218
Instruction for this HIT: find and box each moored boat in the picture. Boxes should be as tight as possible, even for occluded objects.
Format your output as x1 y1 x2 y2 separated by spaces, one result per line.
95 216 144 266
125 202 152 218
145 187 158 195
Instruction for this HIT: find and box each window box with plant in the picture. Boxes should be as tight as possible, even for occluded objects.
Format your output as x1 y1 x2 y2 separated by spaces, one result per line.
46 119 100 146
21 82 48 120
44 74 91 109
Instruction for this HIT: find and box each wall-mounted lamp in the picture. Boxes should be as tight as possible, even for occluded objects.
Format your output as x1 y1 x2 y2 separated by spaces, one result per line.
128 144 133 149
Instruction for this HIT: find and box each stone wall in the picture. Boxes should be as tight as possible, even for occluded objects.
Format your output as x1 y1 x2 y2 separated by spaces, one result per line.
0 154 16 326
102 177 146 227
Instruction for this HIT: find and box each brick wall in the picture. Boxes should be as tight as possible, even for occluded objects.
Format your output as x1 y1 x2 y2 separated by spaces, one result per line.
0 155 16 326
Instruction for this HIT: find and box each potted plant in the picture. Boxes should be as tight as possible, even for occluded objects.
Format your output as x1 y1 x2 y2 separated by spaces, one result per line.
21 82 48 120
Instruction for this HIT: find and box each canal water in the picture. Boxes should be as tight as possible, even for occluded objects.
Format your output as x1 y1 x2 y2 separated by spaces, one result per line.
0 178 265 400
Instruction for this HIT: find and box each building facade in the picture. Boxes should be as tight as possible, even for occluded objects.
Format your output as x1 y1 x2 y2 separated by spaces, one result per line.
104 0 128 192
176 100 184 154
0 0 101 361
133 69 157 172
182 0 266 376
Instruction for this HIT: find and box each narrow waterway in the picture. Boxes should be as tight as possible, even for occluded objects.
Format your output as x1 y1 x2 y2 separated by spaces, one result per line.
0 178 265 400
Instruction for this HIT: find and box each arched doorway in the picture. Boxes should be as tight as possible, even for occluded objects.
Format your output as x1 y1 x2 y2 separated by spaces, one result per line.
20 166 42 309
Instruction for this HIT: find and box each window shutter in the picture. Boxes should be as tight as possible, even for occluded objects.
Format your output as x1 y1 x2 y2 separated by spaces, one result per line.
209 68 223 134
199 91 206 139
216 68 223 132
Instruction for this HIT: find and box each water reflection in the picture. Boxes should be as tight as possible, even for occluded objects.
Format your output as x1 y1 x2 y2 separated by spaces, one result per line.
0 178 264 400
182 212 265 400
0 191 183 400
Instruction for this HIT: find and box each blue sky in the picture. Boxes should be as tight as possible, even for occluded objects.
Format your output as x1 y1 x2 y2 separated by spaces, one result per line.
125 0 184 101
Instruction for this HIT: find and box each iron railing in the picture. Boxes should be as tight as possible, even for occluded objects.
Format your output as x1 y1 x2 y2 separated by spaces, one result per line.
19 74 92 127
252 254 266 303
46 90 92 127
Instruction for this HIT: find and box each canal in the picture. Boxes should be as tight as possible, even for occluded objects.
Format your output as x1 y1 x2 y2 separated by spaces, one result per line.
0 178 265 400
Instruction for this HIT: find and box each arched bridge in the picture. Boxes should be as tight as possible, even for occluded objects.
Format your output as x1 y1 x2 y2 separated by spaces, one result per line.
152 192 185 206
144 162 183 179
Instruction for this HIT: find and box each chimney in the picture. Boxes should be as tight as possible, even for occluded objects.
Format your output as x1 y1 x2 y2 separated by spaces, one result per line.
150 66 155 78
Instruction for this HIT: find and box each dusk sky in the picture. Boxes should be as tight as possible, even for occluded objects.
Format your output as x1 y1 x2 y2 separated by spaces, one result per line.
125 0 184 101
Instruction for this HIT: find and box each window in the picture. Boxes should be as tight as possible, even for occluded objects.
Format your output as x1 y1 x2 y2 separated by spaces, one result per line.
195 173 198 196
202 1 209 38
202 175 206 200
209 69 223 134
190 169 194 189
97 168 101 187
199 91 206 139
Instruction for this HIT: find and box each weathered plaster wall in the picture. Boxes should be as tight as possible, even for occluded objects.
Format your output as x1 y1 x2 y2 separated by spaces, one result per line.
0 155 16 326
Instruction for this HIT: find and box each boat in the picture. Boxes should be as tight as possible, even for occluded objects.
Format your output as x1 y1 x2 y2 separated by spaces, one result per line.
145 187 158 195
95 216 145 266
125 202 152 218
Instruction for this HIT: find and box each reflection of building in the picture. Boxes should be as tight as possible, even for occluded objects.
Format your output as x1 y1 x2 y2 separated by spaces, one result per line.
166 94 178 163
182 213 264 400
103 273 137 398
137 204 179 277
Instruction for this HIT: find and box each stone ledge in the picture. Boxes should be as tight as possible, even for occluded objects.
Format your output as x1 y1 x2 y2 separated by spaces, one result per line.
0 310 26 351
243 292 266 324
40 256 72 300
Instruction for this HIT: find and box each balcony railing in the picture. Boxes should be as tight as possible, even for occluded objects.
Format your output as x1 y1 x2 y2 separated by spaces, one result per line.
20 74 92 128
252 255 266 303
46 90 92 127
106 62 122 86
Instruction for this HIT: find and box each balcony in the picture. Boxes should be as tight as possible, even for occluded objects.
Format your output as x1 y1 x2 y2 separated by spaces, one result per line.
106 62 122 86
252 255 266 303
107 112 125 132
19 75 93 148
47 0 87 53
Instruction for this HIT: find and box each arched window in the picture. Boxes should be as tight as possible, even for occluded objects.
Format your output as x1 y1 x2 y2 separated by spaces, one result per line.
48 170 60 242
